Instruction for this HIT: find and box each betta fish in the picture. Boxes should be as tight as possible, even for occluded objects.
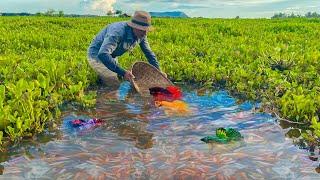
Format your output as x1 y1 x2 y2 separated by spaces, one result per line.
70 118 104 131
200 128 243 144
149 86 182 101
155 100 190 115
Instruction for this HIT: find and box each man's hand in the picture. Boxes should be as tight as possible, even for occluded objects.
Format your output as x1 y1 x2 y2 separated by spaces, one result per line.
124 70 135 82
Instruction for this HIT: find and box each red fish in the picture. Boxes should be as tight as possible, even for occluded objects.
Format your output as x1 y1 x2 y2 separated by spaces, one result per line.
149 86 182 101
167 86 182 99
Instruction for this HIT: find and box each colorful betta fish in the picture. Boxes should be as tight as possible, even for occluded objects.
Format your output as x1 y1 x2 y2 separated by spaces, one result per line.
201 128 243 144
70 118 104 131
149 86 182 101
155 100 189 113
150 86 190 116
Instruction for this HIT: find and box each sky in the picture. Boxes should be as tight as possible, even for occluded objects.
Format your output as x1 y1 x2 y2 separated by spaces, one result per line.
0 0 319 18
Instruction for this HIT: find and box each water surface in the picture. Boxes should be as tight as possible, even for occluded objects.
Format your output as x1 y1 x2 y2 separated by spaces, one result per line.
0 82 319 179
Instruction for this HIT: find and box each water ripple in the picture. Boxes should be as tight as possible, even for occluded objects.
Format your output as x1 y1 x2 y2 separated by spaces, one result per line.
0 83 318 178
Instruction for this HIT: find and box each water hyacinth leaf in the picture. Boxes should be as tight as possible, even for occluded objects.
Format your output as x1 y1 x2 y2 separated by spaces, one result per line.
0 131 3 144
81 93 96 107
16 118 22 130
5 83 18 98
0 85 5 107
34 80 40 88
0 105 10 130
69 82 82 94
8 114 17 123
0 112 5 130
49 92 62 104
37 73 47 89
37 100 49 108
6 126 16 139
310 117 320 137
23 118 32 131
17 79 28 92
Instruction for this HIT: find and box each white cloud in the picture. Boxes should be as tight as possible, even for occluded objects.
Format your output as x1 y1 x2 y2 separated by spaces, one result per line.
121 0 290 8
218 0 289 5
129 0 290 6
92 0 116 12
282 4 319 15
82 0 116 13
285 6 301 10
306 5 318 8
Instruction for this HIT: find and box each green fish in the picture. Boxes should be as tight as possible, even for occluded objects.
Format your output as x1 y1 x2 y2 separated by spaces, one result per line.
201 128 243 144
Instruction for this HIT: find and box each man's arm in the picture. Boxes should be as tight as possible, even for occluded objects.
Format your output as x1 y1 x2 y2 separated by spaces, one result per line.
139 37 160 70
97 35 126 77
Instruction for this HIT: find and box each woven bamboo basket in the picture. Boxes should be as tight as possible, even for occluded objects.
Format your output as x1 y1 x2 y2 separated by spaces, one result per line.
131 61 173 95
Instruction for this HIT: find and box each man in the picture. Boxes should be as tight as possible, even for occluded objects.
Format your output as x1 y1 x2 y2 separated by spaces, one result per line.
87 10 164 84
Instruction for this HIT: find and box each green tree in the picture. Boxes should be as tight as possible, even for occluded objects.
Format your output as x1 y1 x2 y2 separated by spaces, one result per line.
58 10 64 17
107 10 113 16
35 12 43 16
115 10 122 15
305 11 320 18
271 12 287 19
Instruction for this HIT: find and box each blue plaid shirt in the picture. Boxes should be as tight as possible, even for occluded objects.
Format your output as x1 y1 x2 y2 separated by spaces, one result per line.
88 21 159 77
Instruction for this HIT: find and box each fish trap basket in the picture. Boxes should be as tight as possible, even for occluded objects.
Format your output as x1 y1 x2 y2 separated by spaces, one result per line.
131 61 173 95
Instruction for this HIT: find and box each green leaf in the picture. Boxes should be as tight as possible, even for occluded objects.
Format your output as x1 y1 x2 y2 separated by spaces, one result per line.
37 73 47 89
0 131 3 145
16 118 22 130
0 85 5 108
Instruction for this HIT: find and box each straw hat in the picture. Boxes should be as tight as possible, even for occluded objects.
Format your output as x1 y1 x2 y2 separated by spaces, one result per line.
127 11 154 31
131 61 173 95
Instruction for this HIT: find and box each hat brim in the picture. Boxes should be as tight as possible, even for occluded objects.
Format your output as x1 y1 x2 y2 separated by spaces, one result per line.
127 21 154 32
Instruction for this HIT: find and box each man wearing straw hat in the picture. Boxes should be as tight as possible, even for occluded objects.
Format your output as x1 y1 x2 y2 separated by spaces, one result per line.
87 10 164 85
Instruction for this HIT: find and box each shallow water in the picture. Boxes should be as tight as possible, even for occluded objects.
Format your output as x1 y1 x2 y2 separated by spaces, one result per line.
0 82 319 179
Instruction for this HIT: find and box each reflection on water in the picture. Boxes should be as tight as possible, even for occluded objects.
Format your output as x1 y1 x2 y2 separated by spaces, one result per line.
1 82 319 179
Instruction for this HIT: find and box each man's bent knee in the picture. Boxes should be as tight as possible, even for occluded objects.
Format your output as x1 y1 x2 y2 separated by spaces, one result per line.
87 57 120 86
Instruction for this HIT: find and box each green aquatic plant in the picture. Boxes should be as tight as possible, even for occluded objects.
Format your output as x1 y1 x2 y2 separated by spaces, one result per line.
267 53 296 72
0 17 100 146
302 117 320 144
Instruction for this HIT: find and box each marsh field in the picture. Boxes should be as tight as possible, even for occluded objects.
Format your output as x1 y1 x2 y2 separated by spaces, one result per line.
0 17 320 178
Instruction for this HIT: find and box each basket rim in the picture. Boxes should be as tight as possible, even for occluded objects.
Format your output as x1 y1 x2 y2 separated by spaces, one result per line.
130 61 173 94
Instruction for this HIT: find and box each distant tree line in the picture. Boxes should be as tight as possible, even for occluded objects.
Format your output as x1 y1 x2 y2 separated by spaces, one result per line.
0 9 66 17
0 9 129 17
272 11 320 19
34 9 65 17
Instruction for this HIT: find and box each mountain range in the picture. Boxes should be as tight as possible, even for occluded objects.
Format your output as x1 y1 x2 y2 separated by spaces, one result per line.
149 11 188 18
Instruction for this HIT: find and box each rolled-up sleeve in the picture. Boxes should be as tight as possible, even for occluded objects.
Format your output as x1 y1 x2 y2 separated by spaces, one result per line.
140 37 160 70
97 35 126 77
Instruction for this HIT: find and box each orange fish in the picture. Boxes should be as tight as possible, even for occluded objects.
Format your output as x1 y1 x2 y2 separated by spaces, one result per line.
155 100 190 115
